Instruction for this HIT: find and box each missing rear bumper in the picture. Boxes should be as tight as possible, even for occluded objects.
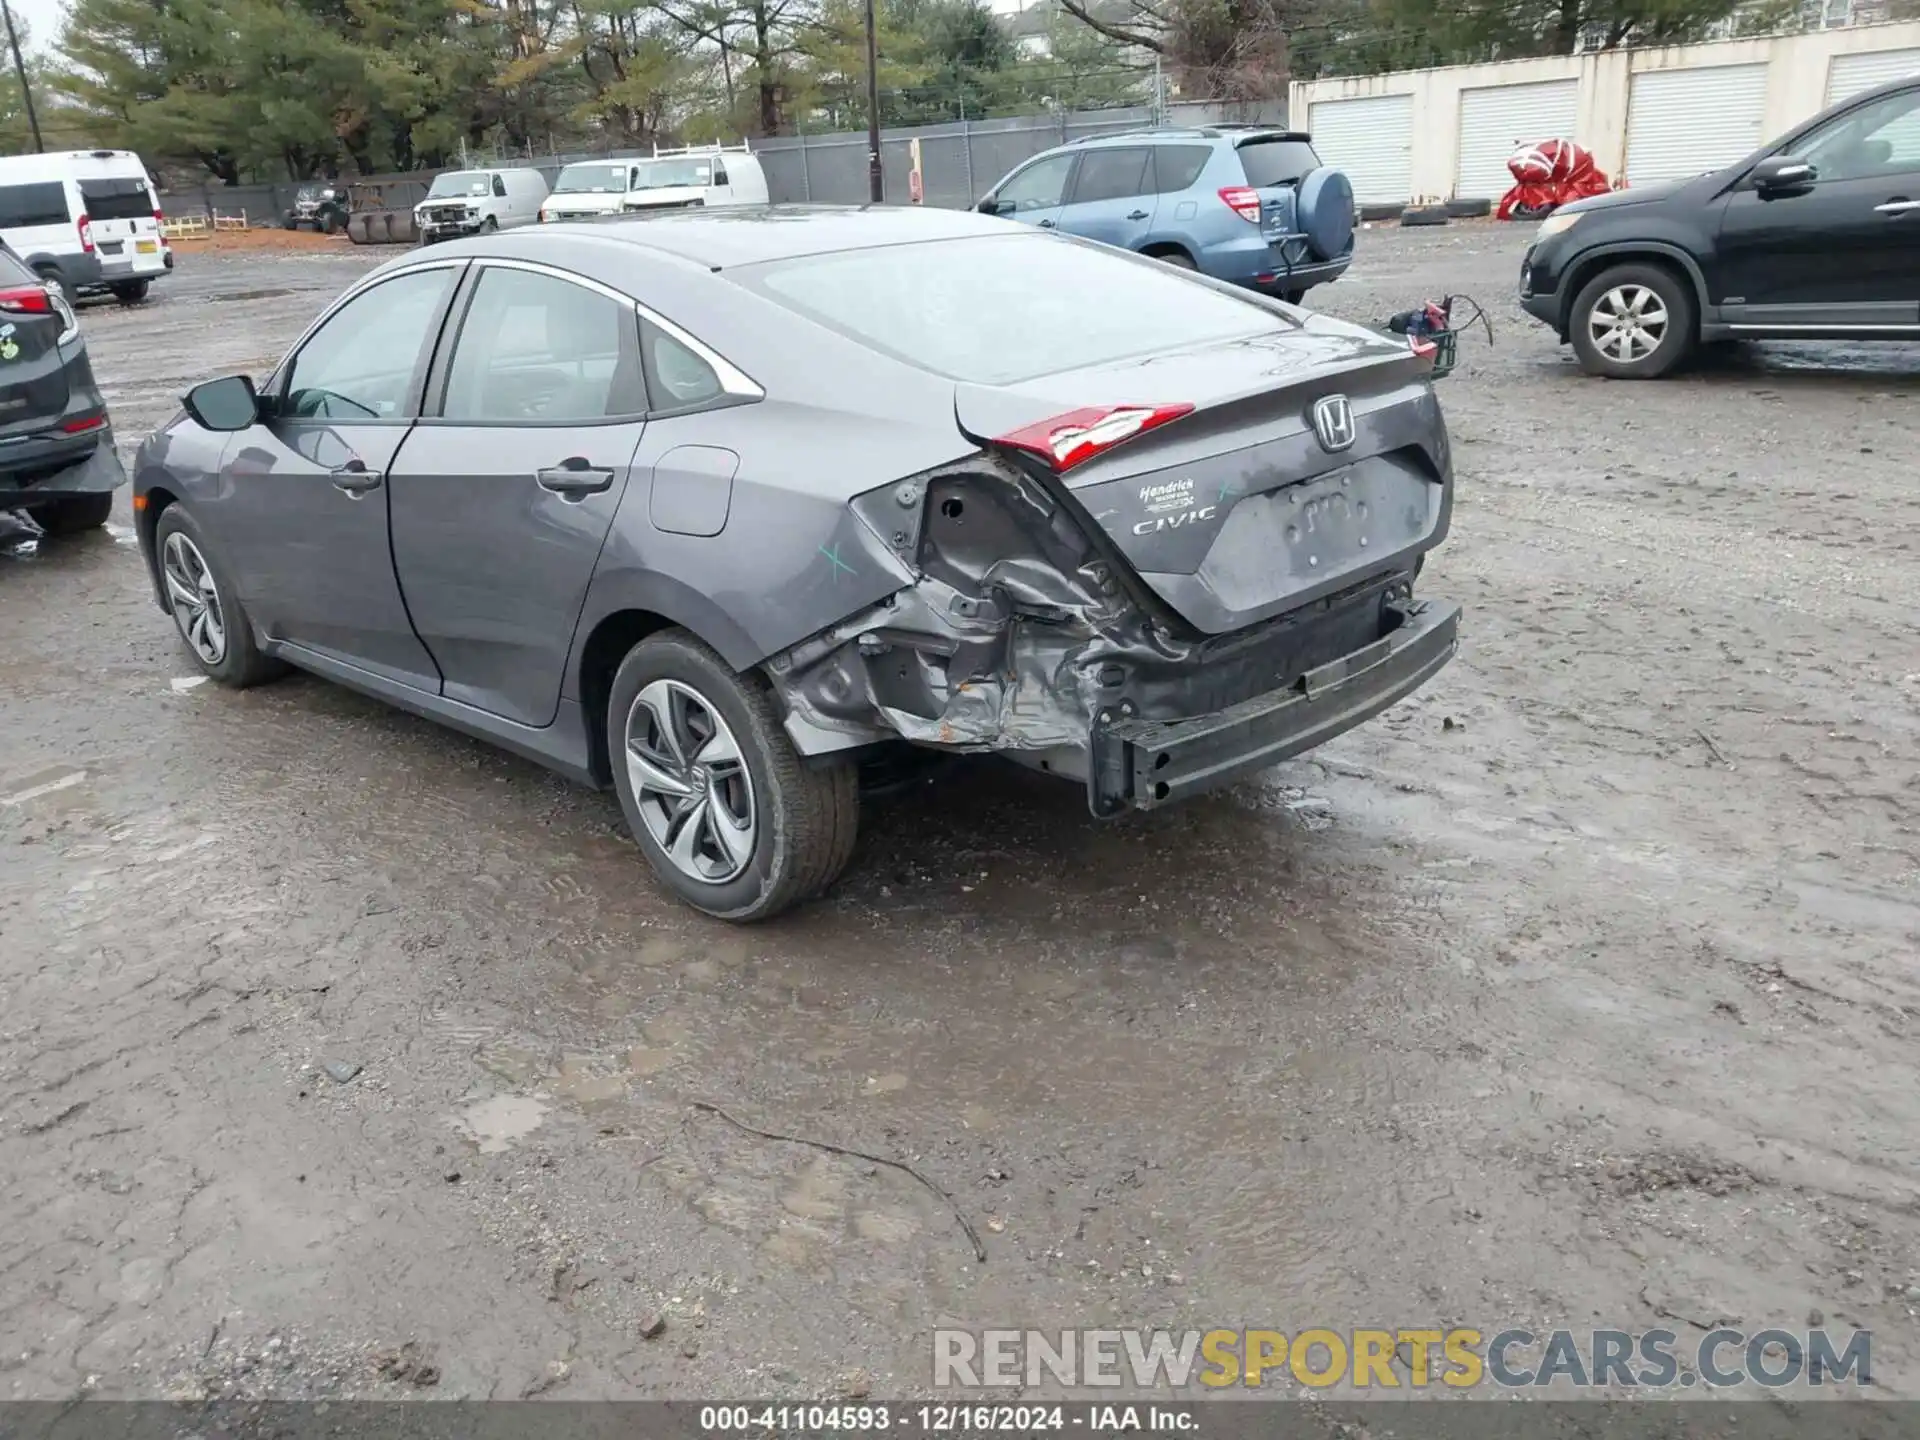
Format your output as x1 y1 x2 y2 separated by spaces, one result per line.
1088 598 1459 814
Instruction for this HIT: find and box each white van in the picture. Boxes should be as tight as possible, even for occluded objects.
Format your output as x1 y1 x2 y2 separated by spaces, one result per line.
539 142 769 223
415 167 549 244
0 149 172 304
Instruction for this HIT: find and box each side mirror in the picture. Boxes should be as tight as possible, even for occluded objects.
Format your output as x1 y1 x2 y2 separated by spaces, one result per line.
1752 155 1815 193
976 196 1005 216
183 375 260 432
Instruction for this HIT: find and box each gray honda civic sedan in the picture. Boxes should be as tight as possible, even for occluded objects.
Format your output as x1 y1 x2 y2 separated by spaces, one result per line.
133 205 1459 921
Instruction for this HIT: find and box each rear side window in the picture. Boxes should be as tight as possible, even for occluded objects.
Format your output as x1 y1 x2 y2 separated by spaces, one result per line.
1069 147 1150 204
79 177 155 221
1237 138 1320 187
747 232 1273 385
0 182 71 228
1150 145 1213 193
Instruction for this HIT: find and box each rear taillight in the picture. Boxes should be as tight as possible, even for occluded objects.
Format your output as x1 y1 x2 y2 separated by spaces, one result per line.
1217 186 1261 224
61 413 107 434
0 284 53 314
994 404 1194 473
77 214 93 253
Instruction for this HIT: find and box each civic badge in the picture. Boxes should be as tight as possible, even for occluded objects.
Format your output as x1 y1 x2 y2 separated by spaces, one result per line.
1311 394 1355 453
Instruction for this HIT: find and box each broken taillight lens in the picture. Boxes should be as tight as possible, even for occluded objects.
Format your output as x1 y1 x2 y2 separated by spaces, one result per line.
994 404 1194 473
1218 186 1262 224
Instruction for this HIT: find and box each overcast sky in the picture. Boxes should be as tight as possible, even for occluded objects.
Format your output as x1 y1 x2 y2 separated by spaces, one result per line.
9 0 66 54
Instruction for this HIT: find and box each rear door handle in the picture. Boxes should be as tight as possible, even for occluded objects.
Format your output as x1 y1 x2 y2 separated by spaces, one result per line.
1126 209 1149 220
1874 199 1919 214
329 461 382 495
537 460 615 498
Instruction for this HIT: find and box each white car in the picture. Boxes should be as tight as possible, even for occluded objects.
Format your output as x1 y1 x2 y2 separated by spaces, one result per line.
415 167 549 244
0 149 172 304
540 143 769 223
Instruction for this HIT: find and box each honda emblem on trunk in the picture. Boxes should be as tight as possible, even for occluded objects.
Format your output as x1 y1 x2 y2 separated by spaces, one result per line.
1312 394 1356 453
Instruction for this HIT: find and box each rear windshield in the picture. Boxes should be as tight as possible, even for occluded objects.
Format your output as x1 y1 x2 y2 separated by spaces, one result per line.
80 176 155 221
0 181 71 228
1237 137 1320 187
0 245 37 286
745 232 1275 385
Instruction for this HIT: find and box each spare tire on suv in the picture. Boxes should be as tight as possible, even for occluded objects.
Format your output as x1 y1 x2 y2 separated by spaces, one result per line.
1296 167 1355 261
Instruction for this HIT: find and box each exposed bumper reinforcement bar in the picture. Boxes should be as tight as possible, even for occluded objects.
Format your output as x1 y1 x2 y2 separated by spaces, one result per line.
1088 598 1461 814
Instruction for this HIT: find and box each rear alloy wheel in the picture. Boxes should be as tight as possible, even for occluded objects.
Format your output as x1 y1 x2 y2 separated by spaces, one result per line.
153 507 284 687
608 629 858 921
1151 249 1195 270
34 492 114 534
1569 263 1695 379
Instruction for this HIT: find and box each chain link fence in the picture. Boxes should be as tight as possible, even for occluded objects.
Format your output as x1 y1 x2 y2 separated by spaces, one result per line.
160 98 1287 224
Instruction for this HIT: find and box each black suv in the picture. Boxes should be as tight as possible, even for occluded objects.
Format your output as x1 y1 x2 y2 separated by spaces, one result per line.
0 239 124 532
1520 75 1920 378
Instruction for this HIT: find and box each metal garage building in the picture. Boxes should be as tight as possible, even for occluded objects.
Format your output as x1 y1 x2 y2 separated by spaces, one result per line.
1454 78 1580 200
1307 94 1414 204
1623 64 1770 184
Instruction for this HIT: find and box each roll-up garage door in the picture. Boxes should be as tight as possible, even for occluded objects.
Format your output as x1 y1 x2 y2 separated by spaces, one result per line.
1455 79 1580 200
1826 48 1920 105
1308 94 1413 204
1625 64 1769 185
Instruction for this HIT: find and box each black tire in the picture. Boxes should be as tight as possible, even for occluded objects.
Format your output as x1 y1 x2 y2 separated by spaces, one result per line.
152 505 285 688
482 216 499 233
320 210 340 235
1400 205 1450 227
607 629 858 922
33 491 113 534
1446 197 1492 218
1149 248 1195 270
1280 288 1307 305
1357 202 1401 223
111 280 150 305
1568 262 1697 380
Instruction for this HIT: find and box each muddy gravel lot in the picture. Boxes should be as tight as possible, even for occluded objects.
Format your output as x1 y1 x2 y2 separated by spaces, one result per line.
2 225 1917 1407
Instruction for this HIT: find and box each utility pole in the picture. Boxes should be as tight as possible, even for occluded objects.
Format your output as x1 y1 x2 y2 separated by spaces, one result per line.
863 0 883 202
1 0 42 154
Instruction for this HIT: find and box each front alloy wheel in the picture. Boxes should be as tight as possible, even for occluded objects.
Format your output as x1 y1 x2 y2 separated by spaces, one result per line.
625 678 757 885
1587 284 1667 366
162 530 227 666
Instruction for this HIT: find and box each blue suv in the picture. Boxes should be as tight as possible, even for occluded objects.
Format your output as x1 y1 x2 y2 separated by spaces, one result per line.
975 126 1355 302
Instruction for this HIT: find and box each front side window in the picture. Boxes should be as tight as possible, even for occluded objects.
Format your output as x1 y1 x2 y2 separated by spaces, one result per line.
1798 87 1920 182
995 155 1075 212
284 267 456 420
1069 148 1151 204
492 175 508 197
442 266 643 423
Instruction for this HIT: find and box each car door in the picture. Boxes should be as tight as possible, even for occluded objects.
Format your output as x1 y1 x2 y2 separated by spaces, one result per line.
1716 84 1920 328
385 260 648 728
981 152 1078 231
211 262 462 688
1056 146 1156 250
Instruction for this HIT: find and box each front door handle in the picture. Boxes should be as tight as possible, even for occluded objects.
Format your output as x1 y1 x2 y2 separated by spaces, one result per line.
329 460 383 495
537 459 615 498
1126 209 1149 220
1874 198 1919 215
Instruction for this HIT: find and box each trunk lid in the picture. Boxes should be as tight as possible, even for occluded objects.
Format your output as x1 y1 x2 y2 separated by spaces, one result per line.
0 285 73 436
955 323 1450 635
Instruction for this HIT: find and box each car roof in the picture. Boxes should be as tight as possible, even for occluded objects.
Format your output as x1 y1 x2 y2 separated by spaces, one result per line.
485 203 1016 270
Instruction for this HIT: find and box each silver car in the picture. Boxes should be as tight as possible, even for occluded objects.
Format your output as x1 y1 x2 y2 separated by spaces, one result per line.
133 206 1459 921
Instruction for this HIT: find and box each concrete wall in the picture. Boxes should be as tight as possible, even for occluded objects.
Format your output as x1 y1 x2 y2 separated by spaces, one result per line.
1289 20 1920 201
